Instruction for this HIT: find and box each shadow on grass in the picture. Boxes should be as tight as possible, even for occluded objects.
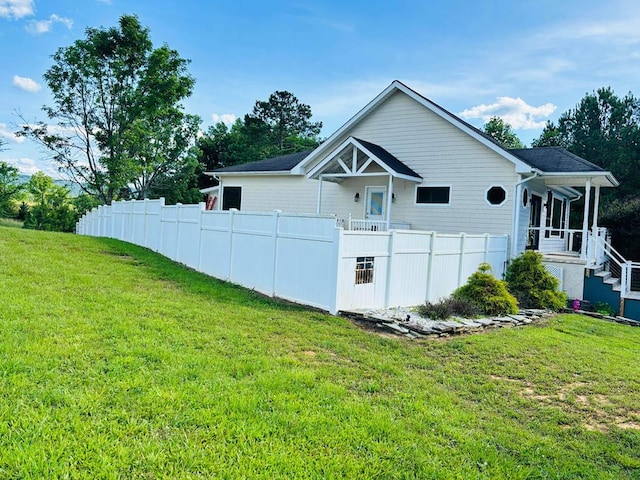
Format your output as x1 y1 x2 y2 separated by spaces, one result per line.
91 236 316 315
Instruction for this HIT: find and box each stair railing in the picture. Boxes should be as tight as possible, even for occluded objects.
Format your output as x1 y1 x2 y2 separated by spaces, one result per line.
594 234 632 299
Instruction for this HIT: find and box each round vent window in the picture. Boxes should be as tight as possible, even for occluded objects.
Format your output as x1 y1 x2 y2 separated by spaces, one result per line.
486 185 507 206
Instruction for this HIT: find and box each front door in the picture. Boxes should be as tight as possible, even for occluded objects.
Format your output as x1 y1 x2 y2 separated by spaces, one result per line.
528 194 542 249
365 187 386 222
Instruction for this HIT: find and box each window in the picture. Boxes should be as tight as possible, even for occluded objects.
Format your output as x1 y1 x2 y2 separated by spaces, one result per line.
355 256 374 284
486 185 507 206
222 186 242 210
416 186 450 204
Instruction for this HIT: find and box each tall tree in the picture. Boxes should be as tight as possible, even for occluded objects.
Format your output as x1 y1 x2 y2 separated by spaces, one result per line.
0 161 23 217
24 172 76 232
17 15 199 204
248 90 322 153
531 87 640 198
483 116 524 149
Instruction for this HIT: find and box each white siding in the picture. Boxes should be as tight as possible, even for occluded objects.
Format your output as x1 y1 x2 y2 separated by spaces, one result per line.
345 91 519 235
217 90 522 237
219 175 321 213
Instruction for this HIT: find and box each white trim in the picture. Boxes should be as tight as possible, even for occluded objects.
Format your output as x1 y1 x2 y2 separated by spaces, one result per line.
414 184 452 206
484 184 508 207
215 171 306 177
306 136 422 183
538 171 618 187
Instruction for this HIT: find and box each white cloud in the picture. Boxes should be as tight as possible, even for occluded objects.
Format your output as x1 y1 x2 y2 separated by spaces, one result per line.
97 0 112 4
26 13 72 34
12 75 40 93
459 97 557 130
211 113 237 125
6 157 60 178
0 0 33 19
0 123 24 144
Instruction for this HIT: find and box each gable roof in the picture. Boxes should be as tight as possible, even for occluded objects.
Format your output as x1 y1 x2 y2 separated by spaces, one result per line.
295 80 534 175
211 150 313 175
354 138 422 180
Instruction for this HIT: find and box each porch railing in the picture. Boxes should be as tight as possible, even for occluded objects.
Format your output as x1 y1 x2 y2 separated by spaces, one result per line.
336 215 411 232
527 227 585 255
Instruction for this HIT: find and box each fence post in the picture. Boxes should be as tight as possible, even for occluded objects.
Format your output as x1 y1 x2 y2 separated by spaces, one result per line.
457 233 466 288
425 231 436 302
271 210 281 296
227 209 236 281
483 234 489 263
384 230 396 308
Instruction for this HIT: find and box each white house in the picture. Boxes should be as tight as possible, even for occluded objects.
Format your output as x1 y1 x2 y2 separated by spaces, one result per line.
207 81 617 283
77 82 637 316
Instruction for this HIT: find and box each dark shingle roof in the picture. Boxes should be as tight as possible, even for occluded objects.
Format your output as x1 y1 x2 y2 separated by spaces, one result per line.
509 147 606 173
353 138 422 179
213 150 313 173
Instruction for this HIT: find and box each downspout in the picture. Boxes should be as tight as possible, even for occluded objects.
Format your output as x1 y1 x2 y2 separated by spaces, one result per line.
214 175 222 210
511 172 538 259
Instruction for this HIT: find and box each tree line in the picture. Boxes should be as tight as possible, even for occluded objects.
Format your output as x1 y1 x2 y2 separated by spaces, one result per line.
482 91 640 260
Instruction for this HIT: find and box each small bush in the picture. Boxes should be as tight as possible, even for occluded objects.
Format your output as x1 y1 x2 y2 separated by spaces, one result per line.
417 299 452 320
453 263 518 316
594 301 616 316
417 297 480 320
505 251 567 311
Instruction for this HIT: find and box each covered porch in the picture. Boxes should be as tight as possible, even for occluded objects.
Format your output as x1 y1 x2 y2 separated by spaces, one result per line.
307 136 423 231
510 147 619 265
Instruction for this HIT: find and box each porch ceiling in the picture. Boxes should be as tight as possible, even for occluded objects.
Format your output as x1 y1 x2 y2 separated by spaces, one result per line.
307 137 422 183
537 172 618 188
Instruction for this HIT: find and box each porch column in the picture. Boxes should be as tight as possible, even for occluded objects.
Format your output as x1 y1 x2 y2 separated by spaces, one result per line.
581 178 591 260
591 184 601 232
316 175 324 214
386 174 393 230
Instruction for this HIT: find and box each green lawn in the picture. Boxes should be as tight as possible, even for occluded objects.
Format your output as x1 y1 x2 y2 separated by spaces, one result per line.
1 226 639 479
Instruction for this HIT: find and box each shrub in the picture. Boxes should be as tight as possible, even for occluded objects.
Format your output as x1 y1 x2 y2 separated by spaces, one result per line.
417 297 480 320
594 301 616 316
453 263 518 316
505 251 567 311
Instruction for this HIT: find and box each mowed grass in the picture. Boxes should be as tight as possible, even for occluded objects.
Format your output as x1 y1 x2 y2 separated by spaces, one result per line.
0 227 639 479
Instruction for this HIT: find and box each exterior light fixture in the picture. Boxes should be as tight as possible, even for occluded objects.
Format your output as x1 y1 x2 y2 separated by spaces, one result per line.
392 193 396 203
354 192 360 202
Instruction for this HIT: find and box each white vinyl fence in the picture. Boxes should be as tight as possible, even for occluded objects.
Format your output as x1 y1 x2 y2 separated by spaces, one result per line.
77 199 509 314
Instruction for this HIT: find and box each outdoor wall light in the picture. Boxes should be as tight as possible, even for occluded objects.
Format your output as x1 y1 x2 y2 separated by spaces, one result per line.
392 193 396 203
354 192 360 202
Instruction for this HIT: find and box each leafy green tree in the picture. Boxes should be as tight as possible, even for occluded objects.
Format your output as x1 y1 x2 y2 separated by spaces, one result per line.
530 121 566 148
18 15 199 204
24 172 76 232
196 92 322 184
532 87 640 198
248 90 322 154
0 161 23 217
483 116 524 149
599 197 640 261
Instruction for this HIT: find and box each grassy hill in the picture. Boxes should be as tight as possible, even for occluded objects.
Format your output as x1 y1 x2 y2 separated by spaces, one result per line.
1 226 639 478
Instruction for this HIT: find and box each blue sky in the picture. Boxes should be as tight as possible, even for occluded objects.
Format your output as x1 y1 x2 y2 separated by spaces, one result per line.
1 0 639 178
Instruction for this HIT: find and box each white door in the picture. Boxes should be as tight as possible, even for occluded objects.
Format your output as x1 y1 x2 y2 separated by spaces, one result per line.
365 187 386 222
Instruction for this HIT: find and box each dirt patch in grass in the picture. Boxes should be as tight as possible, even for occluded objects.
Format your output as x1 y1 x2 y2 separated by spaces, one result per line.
491 375 640 433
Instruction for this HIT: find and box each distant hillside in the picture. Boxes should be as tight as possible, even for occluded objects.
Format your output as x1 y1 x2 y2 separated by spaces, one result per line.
18 174 83 197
